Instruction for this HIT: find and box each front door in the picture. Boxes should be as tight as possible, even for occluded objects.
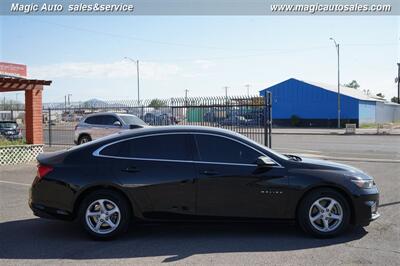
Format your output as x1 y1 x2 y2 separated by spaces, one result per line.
193 134 288 219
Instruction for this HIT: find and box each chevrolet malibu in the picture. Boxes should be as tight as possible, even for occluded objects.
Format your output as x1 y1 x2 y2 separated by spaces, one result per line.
29 126 380 239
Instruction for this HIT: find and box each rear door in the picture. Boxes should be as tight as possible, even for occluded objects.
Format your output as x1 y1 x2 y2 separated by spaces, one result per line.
193 133 288 219
98 133 197 218
85 115 121 140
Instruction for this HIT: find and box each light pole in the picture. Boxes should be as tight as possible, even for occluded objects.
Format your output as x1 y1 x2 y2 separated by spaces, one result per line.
330 37 341 128
124 57 140 105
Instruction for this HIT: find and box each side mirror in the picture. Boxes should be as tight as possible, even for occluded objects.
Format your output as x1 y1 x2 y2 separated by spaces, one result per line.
256 156 276 167
113 121 122 127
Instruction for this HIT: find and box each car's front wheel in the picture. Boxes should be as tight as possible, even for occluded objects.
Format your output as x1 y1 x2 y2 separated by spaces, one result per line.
297 188 350 238
79 189 131 240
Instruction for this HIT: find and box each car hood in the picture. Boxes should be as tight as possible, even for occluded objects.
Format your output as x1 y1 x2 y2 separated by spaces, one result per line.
299 157 366 175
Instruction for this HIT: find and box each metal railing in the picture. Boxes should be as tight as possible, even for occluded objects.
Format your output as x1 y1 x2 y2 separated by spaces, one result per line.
2 93 273 147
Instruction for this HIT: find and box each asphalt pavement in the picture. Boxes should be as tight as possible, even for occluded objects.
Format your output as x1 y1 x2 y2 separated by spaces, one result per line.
1 134 399 265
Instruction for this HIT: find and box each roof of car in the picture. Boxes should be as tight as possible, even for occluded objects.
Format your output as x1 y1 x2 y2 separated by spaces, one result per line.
116 125 242 138
84 112 137 117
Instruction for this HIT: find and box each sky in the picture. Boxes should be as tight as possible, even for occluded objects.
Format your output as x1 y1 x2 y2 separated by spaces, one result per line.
0 15 399 103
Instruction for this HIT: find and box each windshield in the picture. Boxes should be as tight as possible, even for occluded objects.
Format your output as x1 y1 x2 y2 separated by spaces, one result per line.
0 123 17 129
118 114 147 126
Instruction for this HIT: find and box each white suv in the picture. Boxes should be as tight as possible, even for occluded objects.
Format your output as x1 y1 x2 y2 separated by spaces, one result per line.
74 112 147 145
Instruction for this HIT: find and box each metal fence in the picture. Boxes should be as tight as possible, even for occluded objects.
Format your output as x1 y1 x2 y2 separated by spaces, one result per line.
2 93 273 147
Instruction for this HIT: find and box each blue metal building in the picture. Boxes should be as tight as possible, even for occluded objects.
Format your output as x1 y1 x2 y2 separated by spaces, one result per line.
260 78 400 127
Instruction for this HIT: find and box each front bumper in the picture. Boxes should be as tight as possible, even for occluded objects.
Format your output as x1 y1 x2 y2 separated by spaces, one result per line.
1 134 22 140
352 188 380 226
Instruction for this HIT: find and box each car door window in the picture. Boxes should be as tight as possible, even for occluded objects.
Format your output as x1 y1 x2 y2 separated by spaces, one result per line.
85 115 118 126
100 134 191 160
195 134 262 164
84 116 100 125
102 115 119 126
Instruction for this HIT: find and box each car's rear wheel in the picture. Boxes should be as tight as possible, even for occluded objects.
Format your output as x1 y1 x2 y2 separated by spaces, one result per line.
79 189 131 240
297 188 350 238
78 135 91 145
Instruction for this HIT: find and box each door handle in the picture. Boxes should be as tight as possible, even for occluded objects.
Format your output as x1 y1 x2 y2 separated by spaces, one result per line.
121 166 139 173
200 170 219 176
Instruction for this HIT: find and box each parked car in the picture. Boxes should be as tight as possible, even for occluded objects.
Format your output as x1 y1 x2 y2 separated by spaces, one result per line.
74 112 147 145
0 121 22 140
142 112 176 125
31 126 379 240
219 115 251 126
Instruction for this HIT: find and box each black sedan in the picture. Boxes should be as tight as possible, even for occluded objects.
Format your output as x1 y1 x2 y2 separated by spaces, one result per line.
29 126 380 239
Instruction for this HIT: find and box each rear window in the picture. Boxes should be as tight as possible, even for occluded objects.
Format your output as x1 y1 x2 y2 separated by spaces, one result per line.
0 122 17 129
85 115 119 125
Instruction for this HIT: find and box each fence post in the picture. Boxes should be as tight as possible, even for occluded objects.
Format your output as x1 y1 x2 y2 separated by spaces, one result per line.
48 108 52 147
267 92 272 148
264 96 269 147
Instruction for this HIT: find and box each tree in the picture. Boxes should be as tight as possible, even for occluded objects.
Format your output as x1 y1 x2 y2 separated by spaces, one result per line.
344 80 360 90
391 96 399 103
148 99 167 109
376 93 385 99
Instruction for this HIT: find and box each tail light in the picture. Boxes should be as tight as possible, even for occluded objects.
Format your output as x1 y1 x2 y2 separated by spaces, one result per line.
74 124 78 130
36 164 53 180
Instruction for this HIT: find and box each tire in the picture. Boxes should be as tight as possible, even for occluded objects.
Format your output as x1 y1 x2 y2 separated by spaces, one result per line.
78 189 131 240
297 188 350 238
78 135 91 145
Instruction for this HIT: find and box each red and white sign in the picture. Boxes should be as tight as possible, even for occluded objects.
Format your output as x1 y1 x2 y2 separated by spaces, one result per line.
0 62 27 78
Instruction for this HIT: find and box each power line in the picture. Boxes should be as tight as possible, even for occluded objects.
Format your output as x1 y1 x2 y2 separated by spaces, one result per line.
30 18 396 53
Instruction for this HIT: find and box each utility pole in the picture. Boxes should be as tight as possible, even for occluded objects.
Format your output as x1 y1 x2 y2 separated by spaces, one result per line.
330 37 341 128
397 63 400 104
184 89 189 105
64 95 67 112
124 57 140 105
67 94 72 106
223 86 229 105
223 86 229 99
245 84 251 96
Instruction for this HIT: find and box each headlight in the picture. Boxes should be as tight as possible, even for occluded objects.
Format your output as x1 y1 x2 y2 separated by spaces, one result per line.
351 178 375 189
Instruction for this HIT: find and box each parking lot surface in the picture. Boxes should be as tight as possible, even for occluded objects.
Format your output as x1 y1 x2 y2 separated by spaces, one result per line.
1 135 399 265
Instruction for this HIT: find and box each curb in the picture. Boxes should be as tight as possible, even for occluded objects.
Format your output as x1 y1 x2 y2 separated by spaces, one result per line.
271 132 400 136
296 153 400 163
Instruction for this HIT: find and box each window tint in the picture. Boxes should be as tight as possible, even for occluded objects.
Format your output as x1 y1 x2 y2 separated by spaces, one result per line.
85 115 118 125
0 122 17 129
102 115 119 125
84 116 99 125
100 134 190 160
195 134 262 164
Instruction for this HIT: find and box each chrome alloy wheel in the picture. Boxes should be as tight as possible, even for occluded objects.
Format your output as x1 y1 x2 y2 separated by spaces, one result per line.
308 197 343 233
85 199 121 234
